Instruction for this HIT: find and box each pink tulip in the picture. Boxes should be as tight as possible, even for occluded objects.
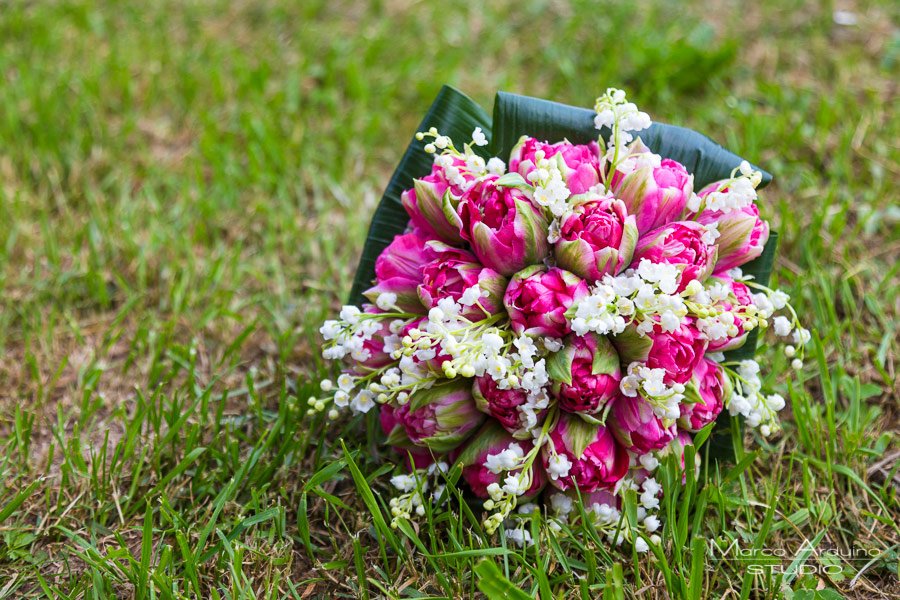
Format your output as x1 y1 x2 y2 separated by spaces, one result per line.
555 194 638 282
363 230 431 313
678 358 731 431
503 266 588 338
613 318 708 385
542 413 629 492
401 157 475 244
509 137 602 195
471 376 544 439
548 333 621 416
612 158 693 234
458 175 550 276
607 394 677 454
379 403 437 470
417 242 507 321
630 221 718 292
457 421 547 500
697 203 769 273
705 275 754 352
388 378 484 453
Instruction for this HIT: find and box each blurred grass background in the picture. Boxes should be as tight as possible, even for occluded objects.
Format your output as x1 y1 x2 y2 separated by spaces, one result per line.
0 0 898 597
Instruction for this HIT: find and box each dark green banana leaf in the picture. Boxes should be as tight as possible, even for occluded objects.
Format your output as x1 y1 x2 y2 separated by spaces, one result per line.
351 88 775 307
490 91 772 190
348 86 493 307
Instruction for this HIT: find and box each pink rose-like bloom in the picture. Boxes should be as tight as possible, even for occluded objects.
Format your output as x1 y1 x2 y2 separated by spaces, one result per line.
503 265 588 338
417 242 507 321
607 394 678 454
542 413 629 492
471 376 544 439
394 378 484 453
458 175 550 276
363 230 431 313
457 421 547 499
706 275 754 352
401 157 475 244
379 403 435 471
555 194 638 282
679 358 730 431
613 319 708 385
509 137 602 195
612 158 693 234
550 333 621 416
648 319 708 385
697 203 769 273
630 221 718 293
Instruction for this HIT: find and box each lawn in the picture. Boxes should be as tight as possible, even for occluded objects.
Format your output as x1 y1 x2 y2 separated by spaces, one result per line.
1 0 899 597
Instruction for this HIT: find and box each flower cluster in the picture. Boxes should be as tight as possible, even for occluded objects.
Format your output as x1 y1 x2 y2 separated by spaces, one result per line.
312 89 806 552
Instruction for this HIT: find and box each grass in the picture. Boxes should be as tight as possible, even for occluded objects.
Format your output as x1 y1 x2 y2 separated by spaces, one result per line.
0 0 899 597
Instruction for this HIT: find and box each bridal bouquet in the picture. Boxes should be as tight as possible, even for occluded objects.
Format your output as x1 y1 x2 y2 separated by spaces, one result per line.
311 88 806 551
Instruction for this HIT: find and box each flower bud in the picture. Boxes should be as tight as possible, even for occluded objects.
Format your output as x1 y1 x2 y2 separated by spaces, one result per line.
629 221 718 293
472 376 547 439
696 203 769 273
363 230 431 313
401 158 475 244
613 318 707 385
704 275 754 352
417 242 508 320
509 136 601 195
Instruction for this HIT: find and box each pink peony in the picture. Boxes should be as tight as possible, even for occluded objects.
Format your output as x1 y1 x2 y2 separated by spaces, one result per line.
503 265 588 338
555 194 638 282
391 378 484 453
379 404 436 471
697 203 769 273
613 318 708 385
471 376 543 439
457 175 550 276
705 275 754 352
